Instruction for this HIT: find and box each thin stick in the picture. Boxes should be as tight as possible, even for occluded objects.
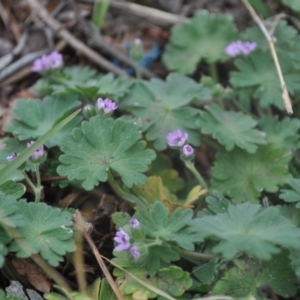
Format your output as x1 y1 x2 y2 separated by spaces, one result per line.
241 0 293 115
82 0 187 27
0 39 67 88
74 210 124 300
26 0 128 77
69 0 156 79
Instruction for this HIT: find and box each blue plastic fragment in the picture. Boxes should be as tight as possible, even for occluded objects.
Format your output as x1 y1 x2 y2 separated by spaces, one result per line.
113 41 161 75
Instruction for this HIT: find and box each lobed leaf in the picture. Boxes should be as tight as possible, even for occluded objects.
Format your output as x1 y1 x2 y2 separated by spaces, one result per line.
259 116 300 151
9 201 75 266
212 145 291 202
136 202 201 251
230 50 300 109
4 96 82 148
194 202 300 260
163 10 237 74
280 178 300 208
57 116 156 190
0 192 24 228
197 104 266 153
119 73 211 150
52 73 132 101
212 251 297 298
282 0 300 12
0 109 81 185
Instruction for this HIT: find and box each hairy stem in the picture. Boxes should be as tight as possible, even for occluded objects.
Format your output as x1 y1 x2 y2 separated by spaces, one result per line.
184 160 208 190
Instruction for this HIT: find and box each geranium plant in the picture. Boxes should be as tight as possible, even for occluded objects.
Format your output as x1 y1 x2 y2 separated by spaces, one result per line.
2 2 300 299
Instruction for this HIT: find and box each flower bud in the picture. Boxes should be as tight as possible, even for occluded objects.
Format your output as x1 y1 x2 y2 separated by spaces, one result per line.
130 39 143 62
27 141 46 164
95 98 118 116
131 226 145 240
130 242 148 262
83 104 96 119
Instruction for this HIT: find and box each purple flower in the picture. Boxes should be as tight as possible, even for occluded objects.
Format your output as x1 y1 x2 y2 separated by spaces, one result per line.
114 228 131 252
134 38 142 45
167 129 188 147
129 246 141 258
130 219 140 229
7 152 18 162
183 144 194 157
96 98 118 115
32 51 63 72
27 141 44 160
225 41 257 57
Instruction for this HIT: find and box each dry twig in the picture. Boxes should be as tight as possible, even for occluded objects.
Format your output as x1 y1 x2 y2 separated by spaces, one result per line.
68 0 156 79
26 0 128 77
74 210 124 300
241 0 293 115
0 40 67 88
82 0 187 27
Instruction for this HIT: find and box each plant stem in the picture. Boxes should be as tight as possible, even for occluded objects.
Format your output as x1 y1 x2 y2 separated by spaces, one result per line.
22 171 37 194
35 164 42 203
201 136 220 150
209 63 226 108
107 170 126 198
175 248 216 261
92 0 110 29
184 160 208 190
135 62 142 80
209 62 218 83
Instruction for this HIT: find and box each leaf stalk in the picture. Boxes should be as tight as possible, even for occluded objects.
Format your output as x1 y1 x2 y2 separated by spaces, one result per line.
184 160 208 190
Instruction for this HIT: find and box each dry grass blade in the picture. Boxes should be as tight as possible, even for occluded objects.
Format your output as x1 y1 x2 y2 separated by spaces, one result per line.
241 0 293 115
74 210 124 300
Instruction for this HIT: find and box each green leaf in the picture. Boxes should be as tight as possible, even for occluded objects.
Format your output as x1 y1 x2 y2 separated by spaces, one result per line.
0 193 23 266
282 0 300 12
243 20 297 52
4 95 82 147
0 227 10 267
192 260 218 285
0 289 27 300
32 66 96 95
114 264 191 299
194 202 300 259
197 104 266 153
259 116 300 151
197 190 229 217
53 73 132 101
0 138 35 172
163 10 237 74
119 73 211 150
0 108 81 185
155 169 183 194
57 116 156 190
0 181 25 199
212 251 297 298
212 145 291 202
136 202 201 251
230 49 300 109
0 192 24 228
280 178 300 208
9 200 75 266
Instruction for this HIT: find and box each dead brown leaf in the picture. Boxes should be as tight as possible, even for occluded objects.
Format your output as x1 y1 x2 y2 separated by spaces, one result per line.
11 257 51 293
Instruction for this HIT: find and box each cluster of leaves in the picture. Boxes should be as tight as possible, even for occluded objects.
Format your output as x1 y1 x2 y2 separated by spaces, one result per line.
3 5 300 300
0 192 75 267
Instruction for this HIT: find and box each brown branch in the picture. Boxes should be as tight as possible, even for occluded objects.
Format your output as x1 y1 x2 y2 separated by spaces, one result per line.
26 0 128 77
